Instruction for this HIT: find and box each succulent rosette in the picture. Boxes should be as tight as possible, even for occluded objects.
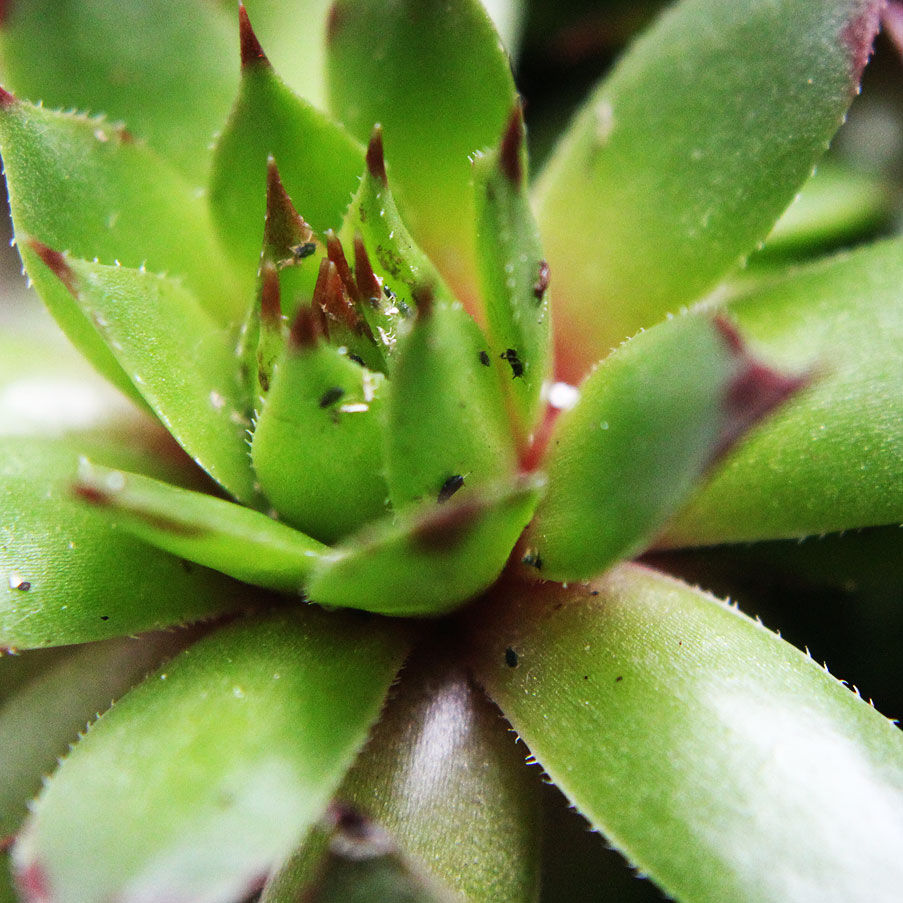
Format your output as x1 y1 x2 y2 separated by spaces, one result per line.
0 1 902 901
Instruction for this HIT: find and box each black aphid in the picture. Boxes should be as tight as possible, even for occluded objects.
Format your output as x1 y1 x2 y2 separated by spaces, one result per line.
505 647 519 668
319 386 346 408
291 242 317 260
479 350 491 367
500 348 524 378
437 474 465 504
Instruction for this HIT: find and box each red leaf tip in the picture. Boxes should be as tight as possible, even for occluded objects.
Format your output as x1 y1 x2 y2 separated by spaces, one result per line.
366 125 387 184
499 101 526 185
239 3 269 69
0 84 16 108
15 860 51 903
843 0 884 87
714 315 810 460
27 238 76 294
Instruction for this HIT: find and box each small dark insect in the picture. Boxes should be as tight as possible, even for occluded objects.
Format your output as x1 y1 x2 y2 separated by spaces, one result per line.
291 242 317 260
479 350 491 367
615 675 623 682
319 386 346 408
522 551 543 570
347 353 365 366
100 615 109 621
437 474 464 504
500 348 524 378
505 647 519 668
383 283 396 300
14 580 31 592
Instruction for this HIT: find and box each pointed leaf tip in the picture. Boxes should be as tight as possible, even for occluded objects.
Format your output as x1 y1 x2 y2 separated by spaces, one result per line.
239 3 270 69
353 233 381 302
844 0 884 85
499 103 525 186
366 125 387 184
713 315 809 460
263 159 315 263
0 85 16 108
26 239 75 294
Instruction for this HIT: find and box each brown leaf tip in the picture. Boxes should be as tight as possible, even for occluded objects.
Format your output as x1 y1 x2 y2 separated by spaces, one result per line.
27 238 76 294
366 124 387 184
0 85 16 108
843 0 883 87
353 233 382 304
499 101 525 185
264 158 314 260
289 303 324 350
239 3 270 69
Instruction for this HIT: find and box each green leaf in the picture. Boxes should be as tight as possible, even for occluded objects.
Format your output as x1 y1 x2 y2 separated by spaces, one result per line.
326 0 516 304
265 646 539 903
0 0 238 183
1 632 195 838
534 0 883 381
209 7 363 292
0 95 244 329
75 461 327 593
522 314 803 582
759 159 893 258
241 0 333 109
307 476 544 616
384 297 517 509
0 437 246 650
30 248 257 503
468 564 903 903
12 607 409 903
251 330 389 544
472 106 552 442
665 236 903 545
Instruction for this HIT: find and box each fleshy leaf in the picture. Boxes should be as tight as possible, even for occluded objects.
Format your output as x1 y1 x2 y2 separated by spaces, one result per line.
13 607 409 903
209 6 363 292
337 128 449 364
265 646 539 903
265 806 459 903
472 105 552 443
0 94 243 327
30 247 257 503
307 476 544 616
522 314 804 581
384 294 517 509
534 0 883 380
326 0 517 306
666 236 903 545
1 632 196 838
251 317 389 543
468 564 903 903
759 159 893 258
0 437 246 650
75 462 327 593
0 0 238 183
240 0 333 109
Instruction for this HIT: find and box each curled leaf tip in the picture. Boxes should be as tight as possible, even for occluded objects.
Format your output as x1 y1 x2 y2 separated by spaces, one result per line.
27 238 76 294
353 233 381 303
499 102 525 185
714 315 809 460
843 0 884 86
0 84 16 107
238 3 269 69
259 263 282 327
366 124 387 183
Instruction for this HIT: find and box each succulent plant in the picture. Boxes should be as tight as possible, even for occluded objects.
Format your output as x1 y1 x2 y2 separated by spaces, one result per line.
1 0 902 901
